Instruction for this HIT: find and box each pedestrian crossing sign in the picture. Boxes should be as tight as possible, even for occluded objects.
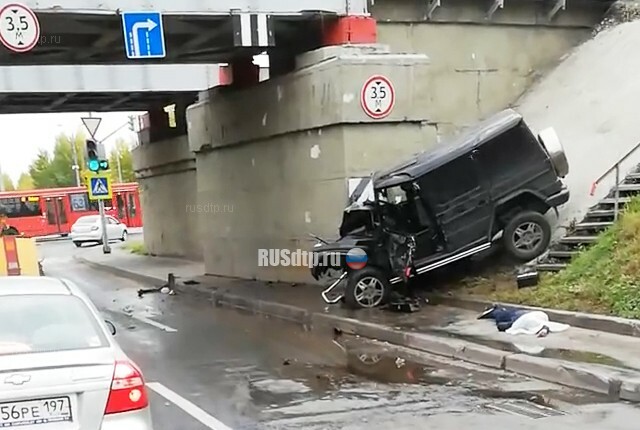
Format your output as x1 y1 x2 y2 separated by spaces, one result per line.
87 175 112 200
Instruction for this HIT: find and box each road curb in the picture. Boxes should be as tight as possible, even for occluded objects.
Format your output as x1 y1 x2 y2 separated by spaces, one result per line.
75 256 167 287
75 256 640 402
428 294 640 338
35 236 68 243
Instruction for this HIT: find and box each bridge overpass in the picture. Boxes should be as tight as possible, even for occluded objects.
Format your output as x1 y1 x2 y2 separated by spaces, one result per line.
0 0 613 113
1 0 367 66
0 0 370 111
0 64 226 112
0 0 616 284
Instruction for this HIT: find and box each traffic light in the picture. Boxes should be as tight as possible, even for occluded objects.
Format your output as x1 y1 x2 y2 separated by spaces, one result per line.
86 139 100 172
85 139 109 172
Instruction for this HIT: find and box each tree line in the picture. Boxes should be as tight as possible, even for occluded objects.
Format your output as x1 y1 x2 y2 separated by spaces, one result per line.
2 132 136 191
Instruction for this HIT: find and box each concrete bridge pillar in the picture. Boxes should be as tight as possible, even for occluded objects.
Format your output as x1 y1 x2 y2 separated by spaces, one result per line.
187 44 431 283
132 101 201 260
138 101 188 145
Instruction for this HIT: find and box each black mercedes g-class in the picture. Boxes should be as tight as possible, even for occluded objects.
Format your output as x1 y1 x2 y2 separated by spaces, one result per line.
310 108 569 309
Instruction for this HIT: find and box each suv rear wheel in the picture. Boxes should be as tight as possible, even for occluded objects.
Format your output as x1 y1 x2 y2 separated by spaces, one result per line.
503 211 551 261
344 267 392 309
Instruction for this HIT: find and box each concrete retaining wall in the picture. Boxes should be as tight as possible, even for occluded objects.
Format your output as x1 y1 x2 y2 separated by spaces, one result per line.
132 136 202 260
374 0 600 131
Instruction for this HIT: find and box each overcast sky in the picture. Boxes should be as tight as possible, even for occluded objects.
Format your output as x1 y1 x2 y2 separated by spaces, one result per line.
0 112 142 183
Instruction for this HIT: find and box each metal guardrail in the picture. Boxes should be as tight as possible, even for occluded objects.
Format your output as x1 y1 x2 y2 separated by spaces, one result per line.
590 141 640 220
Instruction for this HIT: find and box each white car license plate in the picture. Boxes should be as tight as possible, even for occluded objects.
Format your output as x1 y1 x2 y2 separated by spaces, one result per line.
0 397 72 427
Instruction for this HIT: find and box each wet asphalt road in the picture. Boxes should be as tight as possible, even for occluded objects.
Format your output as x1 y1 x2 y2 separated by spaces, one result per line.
34 239 640 429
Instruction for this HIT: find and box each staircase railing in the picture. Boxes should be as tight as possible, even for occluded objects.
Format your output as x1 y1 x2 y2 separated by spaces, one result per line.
590 141 640 220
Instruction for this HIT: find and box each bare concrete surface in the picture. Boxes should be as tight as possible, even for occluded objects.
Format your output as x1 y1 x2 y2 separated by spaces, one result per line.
70 243 640 401
36 240 640 429
432 313 640 370
430 294 640 338
516 18 640 230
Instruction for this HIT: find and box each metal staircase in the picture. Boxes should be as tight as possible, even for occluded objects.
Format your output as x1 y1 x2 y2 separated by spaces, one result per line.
535 142 640 272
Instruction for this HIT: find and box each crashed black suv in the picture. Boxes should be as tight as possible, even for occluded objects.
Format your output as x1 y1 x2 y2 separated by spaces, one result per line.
310 108 569 309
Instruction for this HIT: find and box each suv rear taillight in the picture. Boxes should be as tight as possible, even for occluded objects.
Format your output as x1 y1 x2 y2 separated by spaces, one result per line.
104 360 149 415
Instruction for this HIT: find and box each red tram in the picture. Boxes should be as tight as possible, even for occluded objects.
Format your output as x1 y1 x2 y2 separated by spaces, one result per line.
0 183 142 237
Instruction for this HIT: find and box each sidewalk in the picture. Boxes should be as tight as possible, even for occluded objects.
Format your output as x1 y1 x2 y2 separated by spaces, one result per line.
76 247 640 402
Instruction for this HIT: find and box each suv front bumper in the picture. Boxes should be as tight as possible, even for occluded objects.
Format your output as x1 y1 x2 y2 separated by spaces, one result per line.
545 187 570 207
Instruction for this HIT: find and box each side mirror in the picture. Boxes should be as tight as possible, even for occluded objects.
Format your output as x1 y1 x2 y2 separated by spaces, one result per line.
105 320 116 335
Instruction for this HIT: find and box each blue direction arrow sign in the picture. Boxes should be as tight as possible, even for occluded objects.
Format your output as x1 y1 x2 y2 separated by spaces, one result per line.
87 175 112 200
121 11 165 59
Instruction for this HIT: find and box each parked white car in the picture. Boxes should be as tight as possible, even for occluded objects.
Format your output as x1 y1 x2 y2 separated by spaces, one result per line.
0 276 153 429
70 215 128 248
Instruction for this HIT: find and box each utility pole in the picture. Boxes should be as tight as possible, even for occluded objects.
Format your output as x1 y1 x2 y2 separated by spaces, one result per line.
85 111 110 254
98 199 111 254
70 135 81 186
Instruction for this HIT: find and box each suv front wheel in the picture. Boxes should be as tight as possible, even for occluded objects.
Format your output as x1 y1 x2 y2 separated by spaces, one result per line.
503 211 551 261
344 267 392 309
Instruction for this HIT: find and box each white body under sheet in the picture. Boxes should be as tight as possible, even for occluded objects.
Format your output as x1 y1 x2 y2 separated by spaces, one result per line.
505 310 570 336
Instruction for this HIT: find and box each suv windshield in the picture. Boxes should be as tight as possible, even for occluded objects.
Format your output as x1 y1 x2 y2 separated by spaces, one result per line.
0 295 109 356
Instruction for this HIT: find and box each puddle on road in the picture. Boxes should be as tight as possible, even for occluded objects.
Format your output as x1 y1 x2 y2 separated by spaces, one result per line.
252 335 587 427
344 349 451 386
471 388 553 407
247 336 459 408
470 386 609 407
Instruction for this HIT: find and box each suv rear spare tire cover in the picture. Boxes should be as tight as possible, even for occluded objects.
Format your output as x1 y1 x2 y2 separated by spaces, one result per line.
538 127 569 178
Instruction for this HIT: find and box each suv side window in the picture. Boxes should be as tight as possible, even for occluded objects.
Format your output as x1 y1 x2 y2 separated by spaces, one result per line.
378 185 431 233
425 156 479 207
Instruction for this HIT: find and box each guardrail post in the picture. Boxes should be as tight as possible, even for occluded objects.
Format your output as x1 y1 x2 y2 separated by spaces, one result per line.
614 164 620 221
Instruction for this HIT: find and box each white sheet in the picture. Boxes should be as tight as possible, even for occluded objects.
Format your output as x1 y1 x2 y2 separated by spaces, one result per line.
505 310 570 336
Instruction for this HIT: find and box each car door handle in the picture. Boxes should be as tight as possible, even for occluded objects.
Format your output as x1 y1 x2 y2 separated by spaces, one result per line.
478 200 487 206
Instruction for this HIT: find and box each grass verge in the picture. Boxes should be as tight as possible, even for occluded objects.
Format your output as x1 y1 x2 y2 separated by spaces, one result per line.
462 197 640 319
121 240 148 256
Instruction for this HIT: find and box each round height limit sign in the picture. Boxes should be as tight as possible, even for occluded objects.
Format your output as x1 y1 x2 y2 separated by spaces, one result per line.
360 75 395 119
0 3 40 53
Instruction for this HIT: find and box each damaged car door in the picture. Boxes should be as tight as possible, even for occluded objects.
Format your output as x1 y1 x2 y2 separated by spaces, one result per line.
378 182 442 277
417 151 493 254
